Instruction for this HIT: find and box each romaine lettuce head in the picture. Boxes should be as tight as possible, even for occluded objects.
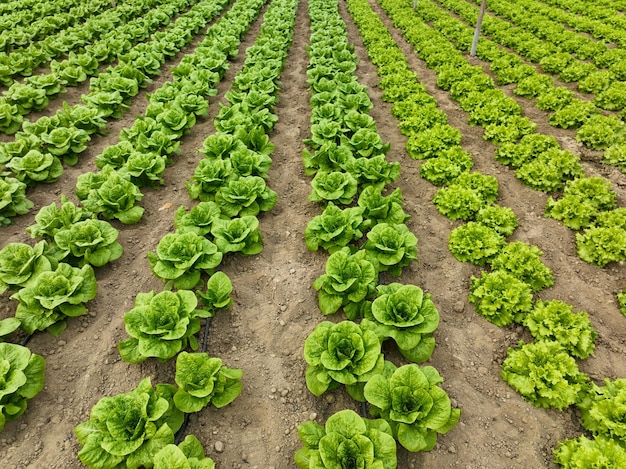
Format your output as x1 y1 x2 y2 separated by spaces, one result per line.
295 409 396 469
173 352 242 413
363 223 417 276
148 231 222 289
0 342 45 431
153 435 216 469
363 363 460 452
304 202 365 253
53 218 123 267
119 290 201 363
364 283 439 355
0 240 52 293
211 215 263 255
304 320 383 396
75 377 180 469
11 263 97 335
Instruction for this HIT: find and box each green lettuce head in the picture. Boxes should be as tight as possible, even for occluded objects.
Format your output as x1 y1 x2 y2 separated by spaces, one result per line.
0 240 53 294
53 218 123 267
153 435 215 469
11 263 97 336
148 231 223 289
295 409 397 469
75 377 183 469
0 343 45 431
364 362 460 452
118 290 207 363
362 283 438 363
173 352 242 413
304 320 384 397
363 223 417 277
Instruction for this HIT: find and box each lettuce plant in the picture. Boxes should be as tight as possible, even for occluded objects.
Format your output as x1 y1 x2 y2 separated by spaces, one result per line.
309 170 358 205
576 226 626 267
363 223 417 276
313 247 378 319
122 151 167 188
196 272 233 318
304 320 384 397
362 283 438 363
0 241 53 294
576 115 626 150
76 167 144 224
405 123 461 159
11 263 98 336
39 126 90 166
295 409 396 469
578 378 626 444
302 142 354 176
523 300 596 360
186 158 235 202
494 134 560 169
469 270 533 327
475 205 518 237
173 352 242 413
53 218 123 267
148 231 223 289
501 341 588 410
433 185 485 221
448 222 505 266
304 202 365 253
516 148 584 193
153 435 215 469
418 146 473 186
174 202 222 237
75 377 183 469
489 242 554 292
0 342 45 431
0 101 23 134
210 215 263 255
0 317 20 342
118 290 208 363
363 362 460 452
26 195 92 239
346 154 400 190
357 186 409 225
213 175 277 217
554 435 626 469
5 150 63 185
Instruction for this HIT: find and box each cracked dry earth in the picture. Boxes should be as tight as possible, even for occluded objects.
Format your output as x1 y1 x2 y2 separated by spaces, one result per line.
2 0 626 468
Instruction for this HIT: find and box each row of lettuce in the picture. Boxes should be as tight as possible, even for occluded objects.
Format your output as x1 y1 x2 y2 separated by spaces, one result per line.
294 0 461 466
0 0 296 466
384 0 626 295
364 0 626 465
0 0 227 228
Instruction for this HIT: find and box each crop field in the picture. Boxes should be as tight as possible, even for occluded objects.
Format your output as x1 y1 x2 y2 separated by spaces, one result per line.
2 0 626 467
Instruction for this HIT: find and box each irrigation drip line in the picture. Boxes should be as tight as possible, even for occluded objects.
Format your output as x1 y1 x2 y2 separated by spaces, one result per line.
174 315 212 445
360 401 368 419
20 333 33 347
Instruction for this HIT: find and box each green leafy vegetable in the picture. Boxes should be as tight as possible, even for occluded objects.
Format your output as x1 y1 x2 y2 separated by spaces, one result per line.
173 352 242 413
489 242 554 292
303 320 384 397
0 241 52 294
295 409 396 469
501 341 588 410
448 222 505 266
578 378 626 443
305 202 365 253
11 263 97 336
153 435 215 469
53 218 123 267
363 362 460 452
210 215 263 255
0 343 45 431
554 435 626 469
363 223 417 276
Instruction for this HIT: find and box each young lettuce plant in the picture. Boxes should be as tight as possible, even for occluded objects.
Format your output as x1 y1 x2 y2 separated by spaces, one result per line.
174 201 222 237
147 231 223 289
523 300 597 360
363 223 417 277
75 377 183 469
210 215 263 255
576 226 626 267
303 320 384 397
0 176 33 225
52 218 123 267
448 222 506 266
554 434 626 469
304 202 366 253
11 263 97 336
357 186 409 225
489 242 554 292
362 283 438 363
309 170 358 205
173 352 242 413
363 362 460 453
578 378 626 444
501 340 589 410
295 409 397 469
475 205 518 237
313 247 378 319
196 271 233 318
117 289 208 363
469 270 534 327
0 342 45 431
5 149 64 185
153 435 216 469
0 241 53 294
213 175 277 218
419 146 473 186
26 195 92 239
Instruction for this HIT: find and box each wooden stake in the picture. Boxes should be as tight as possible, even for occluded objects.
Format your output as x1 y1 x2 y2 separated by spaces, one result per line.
470 0 487 57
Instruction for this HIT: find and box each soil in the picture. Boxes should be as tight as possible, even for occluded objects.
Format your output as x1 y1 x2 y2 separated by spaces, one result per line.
2 0 626 468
